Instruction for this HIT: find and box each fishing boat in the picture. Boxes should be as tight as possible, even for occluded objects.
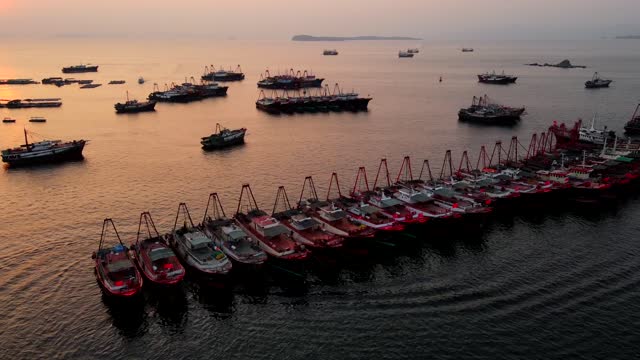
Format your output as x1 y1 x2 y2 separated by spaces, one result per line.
323 49 338 56
585 72 612 88
202 65 245 82
29 117 46 123
1 129 87 167
352 162 428 226
398 51 414 58
234 184 311 262
108 80 126 85
201 193 268 268
92 219 143 297
271 186 345 252
149 80 228 102
462 48 474 52
624 103 640 135
114 92 157 113
257 69 324 89
42 77 65 85
62 64 98 73
138 77 145 84
80 83 101 89
255 86 372 115
2 117 16 123
167 203 233 277
3 98 62 108
130 212 185 286
477 71 517 84
0 79 38 85
407 48 419 54
200 123 246 150
458 95 525 124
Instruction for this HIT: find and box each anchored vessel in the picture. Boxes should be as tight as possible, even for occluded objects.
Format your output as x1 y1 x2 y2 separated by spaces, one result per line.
62 64 99 73
257 69 324 89
462 48 474 52
202 193 268 268
398 50 414 58
149 79 228 103
234 184 311 263
202 65 245 82
458 95 525 124
1 129 87 167
114 92 157 113
200 123 246 150
477 71 517 84
2 98 62 109
585 72 612 88
323 49 339 56
168 203 233 277
92 219 143 297
0 79 38 85
130 212 185 286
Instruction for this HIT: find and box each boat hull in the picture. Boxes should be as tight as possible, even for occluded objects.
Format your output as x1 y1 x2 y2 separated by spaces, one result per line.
2 142 86 167
115 101 157 114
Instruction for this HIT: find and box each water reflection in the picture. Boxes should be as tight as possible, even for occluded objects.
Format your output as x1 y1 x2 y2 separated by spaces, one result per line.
145 286 189 331
102 294 147 339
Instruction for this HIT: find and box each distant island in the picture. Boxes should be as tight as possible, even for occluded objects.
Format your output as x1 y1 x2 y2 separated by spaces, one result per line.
525 59 586 69
616 35 640 39
292 35 421 41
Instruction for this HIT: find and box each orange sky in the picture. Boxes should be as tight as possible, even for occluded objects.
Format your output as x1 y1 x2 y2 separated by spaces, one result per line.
0 0 638 39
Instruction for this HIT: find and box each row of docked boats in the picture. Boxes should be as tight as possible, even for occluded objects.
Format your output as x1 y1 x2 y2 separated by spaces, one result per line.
256 85 372 114
92 133 640 297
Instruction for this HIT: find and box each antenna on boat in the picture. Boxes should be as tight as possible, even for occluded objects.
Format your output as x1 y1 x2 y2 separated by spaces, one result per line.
351 167 370 197
272 186 292 216
396 156 413 183
99 218 124 251
418 160 434 183
203 193 226 223
23 127 30 150
373 158 391 190
439 150 453 180
299 176 319 205
326 172 343 200
236 184 260 215
172 203 195 233
136 212 160 245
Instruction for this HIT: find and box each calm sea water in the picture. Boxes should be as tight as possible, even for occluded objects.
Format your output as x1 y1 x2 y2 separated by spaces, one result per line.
2 38 640 359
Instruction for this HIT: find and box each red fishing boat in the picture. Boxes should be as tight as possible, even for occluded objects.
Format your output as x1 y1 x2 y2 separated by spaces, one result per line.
298 176 378 240
271 186 345 252
130 212 185 286
234 184 310 262
92 219 143 297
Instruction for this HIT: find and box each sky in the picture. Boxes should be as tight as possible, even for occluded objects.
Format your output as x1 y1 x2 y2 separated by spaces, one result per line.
0 0 638 40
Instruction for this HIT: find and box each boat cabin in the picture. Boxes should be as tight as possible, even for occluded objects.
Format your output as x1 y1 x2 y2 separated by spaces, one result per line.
289 213 320 231
252 215 291 238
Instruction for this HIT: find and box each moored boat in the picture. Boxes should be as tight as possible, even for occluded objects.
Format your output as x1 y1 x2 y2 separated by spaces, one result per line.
2 117 16 123
477 71 517 84
114 92 157 113
62 64 99 73
202 65 245 82
202 193 268 268
200 123 246 150
585 72 612 88
92 219 143 297
167 203 233 277
1 129 87 167
458 95 525 124
271 186 345 252
3 98 62 108
624 103 640 135
234 184 311 263
130 212 185 286
257 69 324 89
398 50 414 58
323 49 338 56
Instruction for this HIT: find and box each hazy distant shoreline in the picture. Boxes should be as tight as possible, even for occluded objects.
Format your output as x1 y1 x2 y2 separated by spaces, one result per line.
292 35 421 41
616 35 640 39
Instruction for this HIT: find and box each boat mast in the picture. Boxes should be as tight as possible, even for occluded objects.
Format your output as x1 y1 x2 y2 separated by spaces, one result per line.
23 127 30 150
